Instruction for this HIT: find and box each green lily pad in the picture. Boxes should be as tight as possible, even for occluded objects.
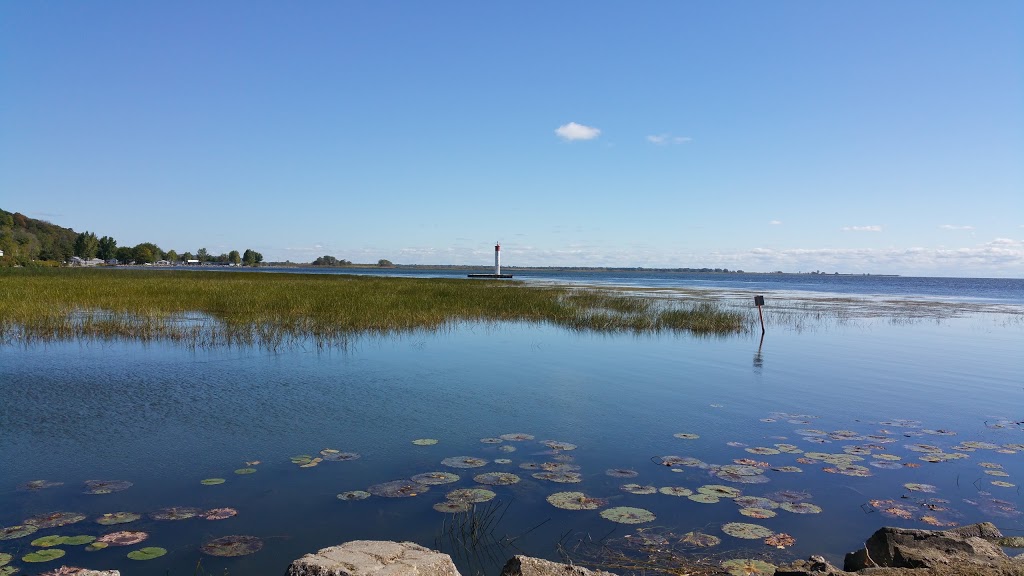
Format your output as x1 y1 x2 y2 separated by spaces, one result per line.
739 507 776 519
446 488 495 503
658 486 693 497
600 506 655 524
17 480 63 491
480 437 503 444
606 469 639 478
546 492 607 510
688 493 720 504
0 525 38 540
745 447 781 455
367 480 428 498
540 440 577 451
498 445 517 453
337 491 371 501
64 535 97 545
679 531 720 547
96 512 142 525
234 468 257 475
320 450 360 462
774 444 802 454
734 496 779 509
0 554 9 567
150 507 202 521
904 483 938 493
771 466 803 473
722 522 774 539
22 549 65 563
433 501 472 513
473 472 521 485
201 478 226 485
24 512 86 529
991 481 1015 488
201 535 263 557
698 485 742 498
202 507 238 520
659 455 707 468
128 547 167 560
620 484 657 495
499 433 534 441
722 558 776 576
779 502 822 514
719 465 765 477
86 541 110 551
0 565 16 576
411 472 461 485
412 438 439 446
532 471 582 483
441 456 488 468
97 531 149 546
31 535 67 547
494 458 513 464
84 480 133 494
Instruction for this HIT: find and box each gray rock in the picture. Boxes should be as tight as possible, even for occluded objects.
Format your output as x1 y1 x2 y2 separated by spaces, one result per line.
500 555 618 576
42 569 120 576
945 522 1003 541
844 525 1009 572
775 555 851 576
285 541 460 576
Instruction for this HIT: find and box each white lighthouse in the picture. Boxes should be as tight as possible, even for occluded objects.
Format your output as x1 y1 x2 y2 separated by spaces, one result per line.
494 242 501 275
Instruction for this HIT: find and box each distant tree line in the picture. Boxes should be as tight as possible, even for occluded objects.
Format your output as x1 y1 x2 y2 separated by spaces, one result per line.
0 208 262 267
310 255 393 267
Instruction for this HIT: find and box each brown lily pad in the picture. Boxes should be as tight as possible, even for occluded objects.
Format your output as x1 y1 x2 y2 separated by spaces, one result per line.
201 535 263 557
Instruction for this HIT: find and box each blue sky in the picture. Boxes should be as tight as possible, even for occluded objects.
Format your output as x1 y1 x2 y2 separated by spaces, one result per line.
2 1 1021 276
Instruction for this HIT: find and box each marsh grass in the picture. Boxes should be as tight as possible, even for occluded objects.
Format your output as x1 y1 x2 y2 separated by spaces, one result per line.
0 268 748 348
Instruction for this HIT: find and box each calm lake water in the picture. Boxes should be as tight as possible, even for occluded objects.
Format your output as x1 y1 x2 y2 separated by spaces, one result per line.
1 274 1023 576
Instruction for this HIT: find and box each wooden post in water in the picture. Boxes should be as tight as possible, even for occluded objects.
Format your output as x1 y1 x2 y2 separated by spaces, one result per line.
754 295 765 335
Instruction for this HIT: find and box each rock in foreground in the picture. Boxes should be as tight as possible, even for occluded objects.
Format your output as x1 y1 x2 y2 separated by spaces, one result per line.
285 540 460 576
501 555 617 576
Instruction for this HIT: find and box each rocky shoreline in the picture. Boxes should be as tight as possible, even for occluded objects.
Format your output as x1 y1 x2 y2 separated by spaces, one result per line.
40 523 1024 576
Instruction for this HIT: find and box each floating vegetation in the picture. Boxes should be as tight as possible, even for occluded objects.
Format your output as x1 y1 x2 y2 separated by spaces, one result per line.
771 466 802 473
739 508 777 519
200 478 226 485
320 450 360 461
337 491 371 501
540 462 581 472
984 470 1010 477
688 494 719 504
904 483 938 493
779 502 822 514
721 522 773 539
532 471 582 483
499 433 534 441
679 531 720 547
621 484 657 495
201 535 263 557
745 447 780 455
472 472 520 485
734 459 769 467
767 489 812 502
0 554 9 567
368 480 429 498
18 480 63 491
494 458 512 464
712 470 770 484
721 559 776 576
547 492 607 510
291 455 323 467
0 525 38 540
412 438 439 446
673 433 700 440
600 507 655 524
83 480 132 495
150 507 201 521
765 533 796 549
774 444 802 454
606 468 639 478
25 512 86 529
98 531 148 546
734 496 779 509
446 488 496 503
698 485 742 498
433 501 471 513
479 437 503 444
960 441 1000 450
128 547 167 560
719 465 764 477
234 468 257 475
870 461 903 470
22 549 65 563
991 481 1015 488
31 535 68 547
411 472 460 485
659 455 707 468
823 464 872 477
441 456 488 468
498 445 516 453
541 440 577 451
658 486 693 497
202 507 238 520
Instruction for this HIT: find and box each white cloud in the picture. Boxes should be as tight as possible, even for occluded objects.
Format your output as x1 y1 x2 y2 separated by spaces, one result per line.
769 220 782 225
841 225 882 232
646 134 692 145
555 122 601 141
939 224 974 231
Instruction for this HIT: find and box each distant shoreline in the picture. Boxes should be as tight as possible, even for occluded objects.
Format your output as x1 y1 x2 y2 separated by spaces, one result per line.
263 263 901 277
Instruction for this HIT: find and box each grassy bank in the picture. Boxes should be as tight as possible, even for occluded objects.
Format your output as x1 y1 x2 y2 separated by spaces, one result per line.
0 268 747 347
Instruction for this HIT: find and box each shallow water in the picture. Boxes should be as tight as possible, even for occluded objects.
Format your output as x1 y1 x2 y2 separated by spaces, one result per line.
1 312 1023 575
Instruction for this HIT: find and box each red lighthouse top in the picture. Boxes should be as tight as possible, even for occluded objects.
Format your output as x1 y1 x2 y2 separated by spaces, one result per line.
495 243 500 251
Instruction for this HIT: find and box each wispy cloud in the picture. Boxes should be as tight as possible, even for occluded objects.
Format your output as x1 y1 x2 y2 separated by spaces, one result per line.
646 134 692 145
769 220 782 225
939 224 974 231
555 122 601 141
841 225 882 232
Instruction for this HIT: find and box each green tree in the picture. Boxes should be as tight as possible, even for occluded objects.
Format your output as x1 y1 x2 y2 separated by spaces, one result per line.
165 249 178 263
97 236 118 260
228 250 241 265
132 242 162 264
115 246 134 264
182 251 194 261
197 247 209 262
242 249 263 267
73 231 99 259
377 259 393 267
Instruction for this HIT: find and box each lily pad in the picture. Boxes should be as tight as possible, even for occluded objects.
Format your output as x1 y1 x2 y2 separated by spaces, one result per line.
61 535 95 546
540 462 581 472
201 535 263 557
698 485 742 498
688 493 720 504
771 466 803 473
201 478 226 485
540 440 577 451
441 456 488 469
320 450 360 462
599 507 656 524
473 472 521 485
721 558 776 576
532 472 582 483
765 533 796 549
774 444 803 454
83 480 132 495
680 531 720 547
25 512 86 529
739 507 776 519
368 480 429 498
433 501 472 513
98 531 149 546
870 461 904 470
494 458 513 464
620 484 657 495
234 468 258 475
412 438 439 446
446 488 496 503
991 481 1015 488
22 549 65 563
96 512 142 526
904 483 938 493
779 502 822 514
734 496 779 509
745 447 780 456
719 465 765 477
31 535 68 547
499 433 534 441
658 486 693 497
0 525 38 540
673 433 700 440
606 469 639 478
498 445 517 453
410 472 460 485
659 455 707 468
202 507 238 520
480 437 503 444
337 491 371 501
767 489 812 502
86 541 109 552
17 480 63 491
128 547 167 560
546 492 607 510
150 507 202 521
0 554 9 567
722 522 774 539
